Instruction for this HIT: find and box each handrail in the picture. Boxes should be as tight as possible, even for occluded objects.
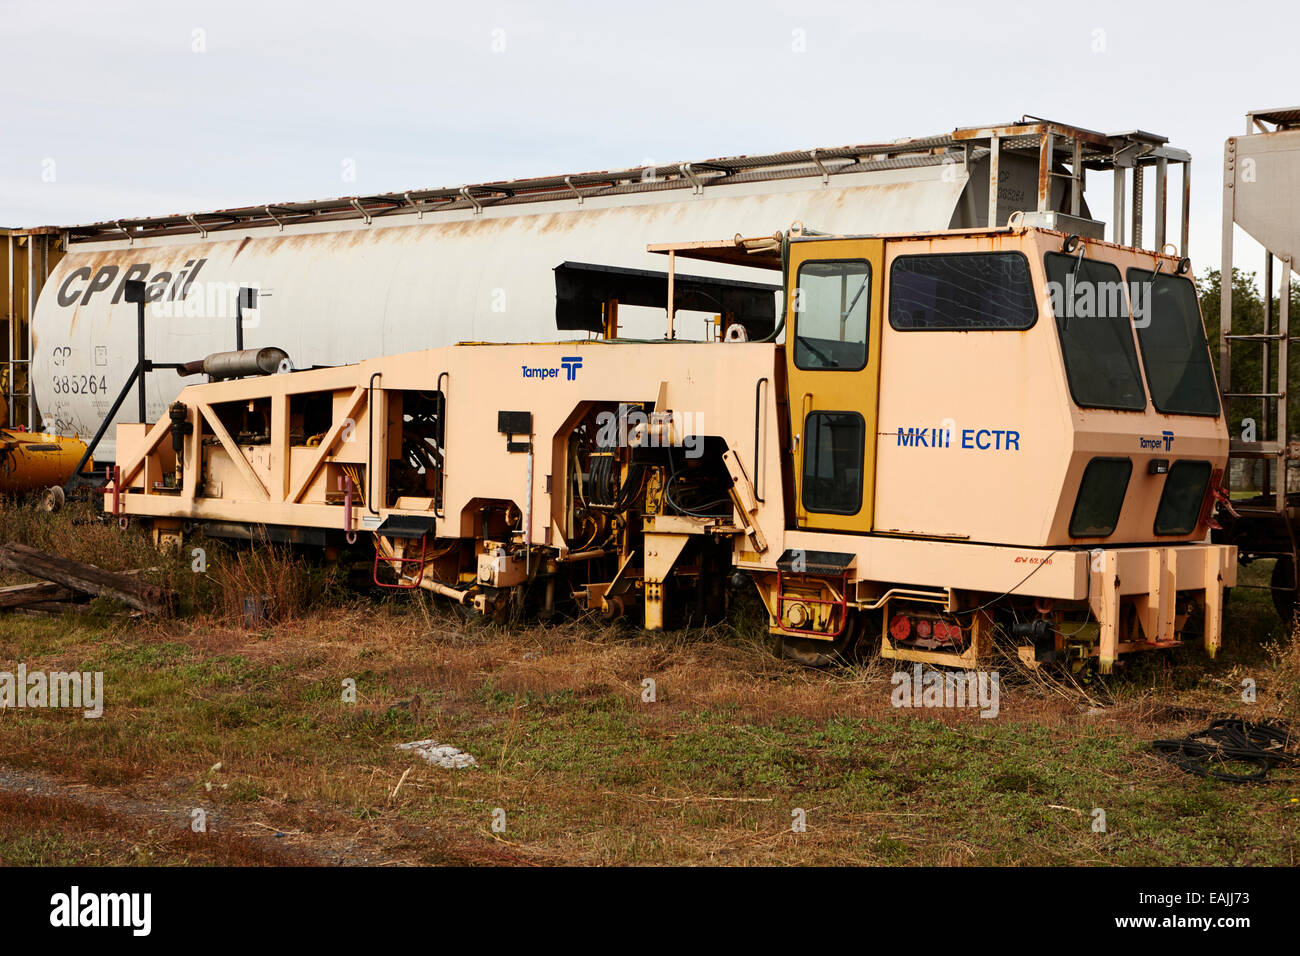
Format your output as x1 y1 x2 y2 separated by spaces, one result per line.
753 377 768 503
435 371 448 519
366 371 382 514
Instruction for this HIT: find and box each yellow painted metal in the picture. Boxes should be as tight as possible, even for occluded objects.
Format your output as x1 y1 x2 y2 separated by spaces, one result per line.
785 237 885 533
3 229 64 430
0 427 88 493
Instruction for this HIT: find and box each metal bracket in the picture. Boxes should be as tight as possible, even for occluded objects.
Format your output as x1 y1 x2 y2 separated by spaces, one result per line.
498 409 532 452
721 448 768 553
460 186 483 215
1112 142 1141 169
349 198 372 225
186 215 208 239
809 148 830 185
564 176 583 205
679 163 702 195
404 191 423 219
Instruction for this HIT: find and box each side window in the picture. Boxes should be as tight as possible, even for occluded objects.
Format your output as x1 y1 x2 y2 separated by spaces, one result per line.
889 253 1037 330
1044 253 1147 411
793 260 870 370
801 411 865 515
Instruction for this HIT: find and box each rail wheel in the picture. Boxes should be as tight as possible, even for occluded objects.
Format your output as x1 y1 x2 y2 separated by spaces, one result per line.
777 610 876 667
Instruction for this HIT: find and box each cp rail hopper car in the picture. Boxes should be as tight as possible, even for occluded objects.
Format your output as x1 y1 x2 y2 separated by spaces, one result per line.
17 117 1167 466
107 217 1235 673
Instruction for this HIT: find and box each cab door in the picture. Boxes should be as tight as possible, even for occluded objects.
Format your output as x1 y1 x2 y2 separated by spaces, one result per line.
786 238 885 533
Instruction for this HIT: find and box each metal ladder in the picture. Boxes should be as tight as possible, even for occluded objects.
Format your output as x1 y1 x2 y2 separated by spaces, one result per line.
1221 257 1293 516
1220 108 1300 517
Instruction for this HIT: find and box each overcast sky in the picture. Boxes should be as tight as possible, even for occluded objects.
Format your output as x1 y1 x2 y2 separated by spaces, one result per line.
1 0 1291 276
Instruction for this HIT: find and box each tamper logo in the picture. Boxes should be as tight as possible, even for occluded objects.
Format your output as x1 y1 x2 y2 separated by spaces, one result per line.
1139 429 1175 451
521 355 583 381
559 355 582 380
50 886 151 936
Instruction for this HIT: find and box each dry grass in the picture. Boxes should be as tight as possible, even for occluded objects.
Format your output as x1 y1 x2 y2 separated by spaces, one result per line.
0 497 160 574
207 541 342 625
0 497 345 621
0 506 1297 865
3 594 1296 866
1265 624 1300 717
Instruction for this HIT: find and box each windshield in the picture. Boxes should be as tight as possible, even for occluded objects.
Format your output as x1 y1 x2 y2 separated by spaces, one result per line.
1044 253 1147 411
1127 268 1220 417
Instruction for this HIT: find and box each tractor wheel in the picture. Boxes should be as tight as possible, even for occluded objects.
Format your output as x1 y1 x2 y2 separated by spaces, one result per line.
39 485 65 513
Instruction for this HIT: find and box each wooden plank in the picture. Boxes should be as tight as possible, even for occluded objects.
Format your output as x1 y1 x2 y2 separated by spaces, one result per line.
15 601 86 615
0 543 172 614
0 580 78 608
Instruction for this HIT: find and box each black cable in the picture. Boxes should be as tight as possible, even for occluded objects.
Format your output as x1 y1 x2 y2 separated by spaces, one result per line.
664 475 731 516
1152 718 1297 783
613 463 645 512
662 447 732 517
950 551 1060 618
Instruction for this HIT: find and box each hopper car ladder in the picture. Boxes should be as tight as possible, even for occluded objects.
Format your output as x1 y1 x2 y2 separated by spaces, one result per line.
1215 107 1300 620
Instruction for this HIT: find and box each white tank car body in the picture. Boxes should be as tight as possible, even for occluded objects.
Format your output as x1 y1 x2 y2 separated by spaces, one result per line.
32 149 1067 461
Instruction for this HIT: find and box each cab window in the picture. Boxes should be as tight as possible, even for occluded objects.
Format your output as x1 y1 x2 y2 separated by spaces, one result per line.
801 411 865 514
793 260 871 371
889 252 1036 330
